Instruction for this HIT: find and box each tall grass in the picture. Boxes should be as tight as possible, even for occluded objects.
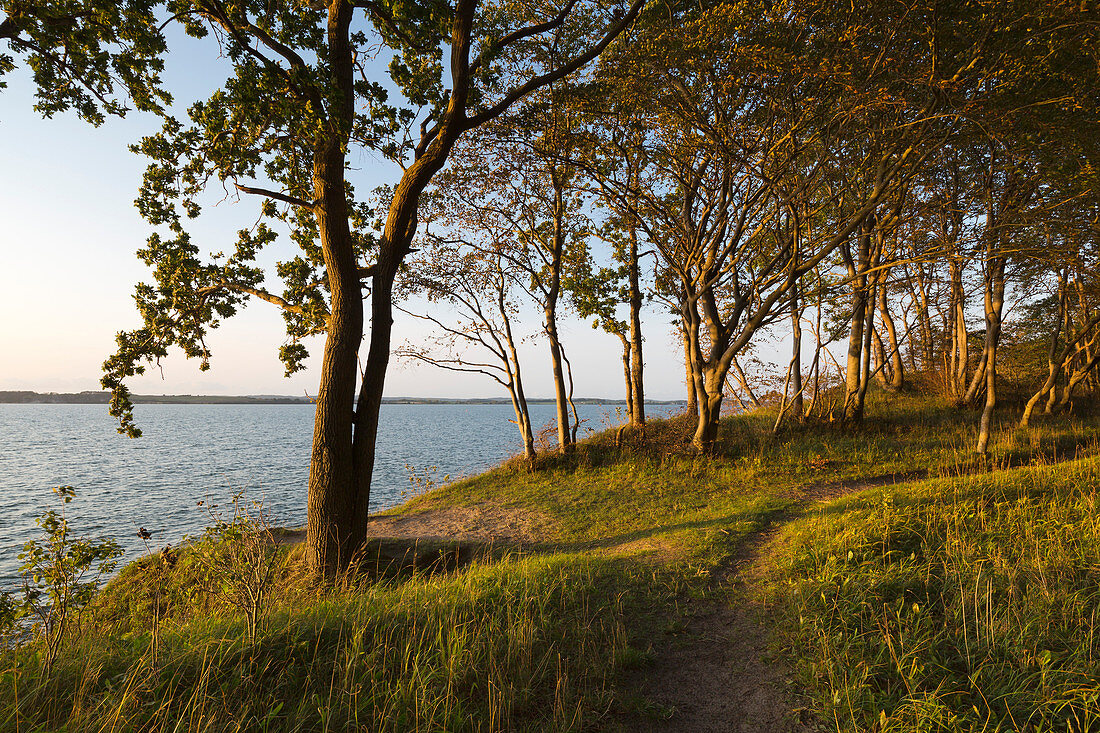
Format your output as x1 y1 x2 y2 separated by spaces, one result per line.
2 553 646 732
765 456 1100 731
8 392 1100 731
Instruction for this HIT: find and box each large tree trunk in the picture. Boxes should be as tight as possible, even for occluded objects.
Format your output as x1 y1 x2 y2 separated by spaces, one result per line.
305 3 366 579
694 366 724 450
684 307 723 450
307 0 482 579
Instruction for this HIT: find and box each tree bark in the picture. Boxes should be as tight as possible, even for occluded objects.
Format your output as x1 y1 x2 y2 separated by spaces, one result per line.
628 227 645 425
843 217 873 421
545 174 572 453
730 355 761 409
949 259 969 400
790 278 804 417
305 2 366 579
682 322 699 415
619 333 634 425
878 268 904 391
309 0 479 578
975 255 1005 454
503 302 537 460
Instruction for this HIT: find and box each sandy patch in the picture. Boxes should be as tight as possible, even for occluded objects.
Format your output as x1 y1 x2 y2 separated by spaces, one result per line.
365 502 552 545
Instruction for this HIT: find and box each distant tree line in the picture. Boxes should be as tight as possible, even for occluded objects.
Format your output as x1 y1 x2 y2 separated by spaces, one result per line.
3 0 1098 576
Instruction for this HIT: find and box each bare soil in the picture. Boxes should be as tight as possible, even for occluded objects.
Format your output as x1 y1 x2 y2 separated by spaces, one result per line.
365 503 553 545
275 502 553 548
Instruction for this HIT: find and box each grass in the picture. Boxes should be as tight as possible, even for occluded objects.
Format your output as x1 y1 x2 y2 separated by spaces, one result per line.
4 390 1100 731
763 454 1100 731
394 392 1100 567
4 552 669 732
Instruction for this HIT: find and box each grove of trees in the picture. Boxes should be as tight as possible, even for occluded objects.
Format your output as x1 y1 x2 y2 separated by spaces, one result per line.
4 0 1099 577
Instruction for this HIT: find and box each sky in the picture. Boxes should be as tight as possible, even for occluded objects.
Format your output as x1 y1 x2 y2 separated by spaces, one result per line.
0 27 693 401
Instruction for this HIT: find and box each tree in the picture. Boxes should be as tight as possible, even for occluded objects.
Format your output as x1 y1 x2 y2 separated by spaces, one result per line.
3 0 644 578
399 216 539 460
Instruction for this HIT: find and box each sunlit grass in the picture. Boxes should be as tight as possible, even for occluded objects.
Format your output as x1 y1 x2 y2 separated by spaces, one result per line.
763 456 1100 731
6 391 1100 731
3 552 668 732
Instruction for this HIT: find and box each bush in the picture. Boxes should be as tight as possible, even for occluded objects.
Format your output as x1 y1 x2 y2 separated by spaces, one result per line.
17 485 122 674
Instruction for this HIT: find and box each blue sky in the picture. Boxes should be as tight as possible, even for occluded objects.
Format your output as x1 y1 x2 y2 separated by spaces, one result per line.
0 27 692 400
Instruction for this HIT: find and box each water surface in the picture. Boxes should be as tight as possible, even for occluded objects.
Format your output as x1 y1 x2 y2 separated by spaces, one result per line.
0 402 677 588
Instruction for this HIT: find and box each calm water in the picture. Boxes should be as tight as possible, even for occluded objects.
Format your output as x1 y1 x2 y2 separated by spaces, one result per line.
0 402 677 588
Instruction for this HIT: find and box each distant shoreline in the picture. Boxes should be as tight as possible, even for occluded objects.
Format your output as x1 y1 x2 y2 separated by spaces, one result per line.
0 390 685 407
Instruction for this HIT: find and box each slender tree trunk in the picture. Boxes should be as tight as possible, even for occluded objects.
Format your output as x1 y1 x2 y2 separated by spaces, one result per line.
904 262 935 371
619 333 634 425
545 175 571 453
628 228 645 425
546 316 571 451
1021 272 1067 427
563 349 581 445
950 260 969 400
878 269 904 391
975 256 1006 454
682 322 698 415
873 326 889 386
843 217 873 421
843 283 866 420
962 349 988 405
790 279 804 417
503 312 537 460
730 354 761 408
809 270 824 413
855 276 876 412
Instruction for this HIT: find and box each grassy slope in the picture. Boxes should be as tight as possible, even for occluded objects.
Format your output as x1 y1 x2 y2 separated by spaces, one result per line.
763 455 1100 732
4 392 1100 731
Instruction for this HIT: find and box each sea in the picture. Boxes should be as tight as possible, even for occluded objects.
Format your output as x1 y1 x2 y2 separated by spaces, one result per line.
0 402 680 589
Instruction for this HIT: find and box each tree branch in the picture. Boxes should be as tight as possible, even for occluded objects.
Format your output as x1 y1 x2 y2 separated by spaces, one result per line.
234 183 315 209
463 0 646 130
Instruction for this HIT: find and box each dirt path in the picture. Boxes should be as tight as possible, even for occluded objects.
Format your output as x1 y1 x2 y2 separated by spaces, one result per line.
622 471 926 733
354 473 925 732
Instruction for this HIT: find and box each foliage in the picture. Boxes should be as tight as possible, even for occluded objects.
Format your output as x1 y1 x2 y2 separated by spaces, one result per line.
192 492 282 643
0 0 170 123
16 485 122 674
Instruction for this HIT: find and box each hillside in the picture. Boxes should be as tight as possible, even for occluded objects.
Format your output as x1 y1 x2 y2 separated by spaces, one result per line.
3 393 1099 731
